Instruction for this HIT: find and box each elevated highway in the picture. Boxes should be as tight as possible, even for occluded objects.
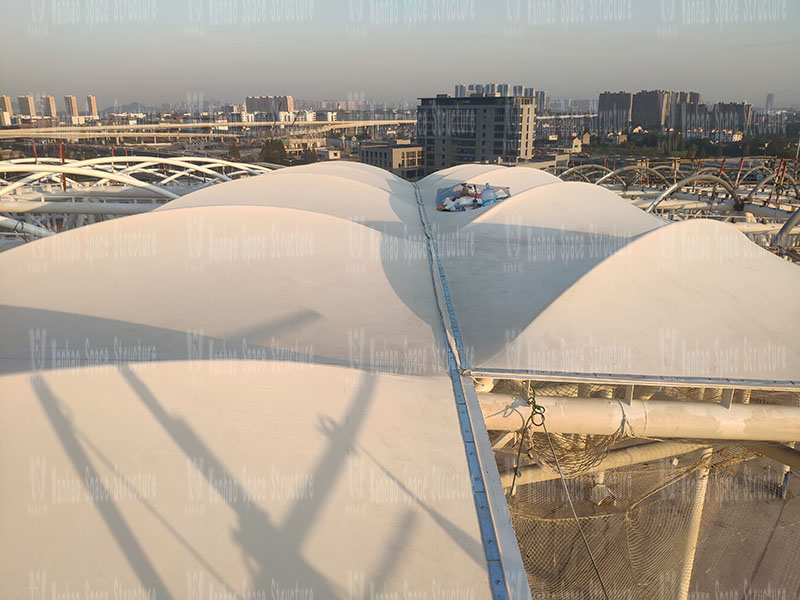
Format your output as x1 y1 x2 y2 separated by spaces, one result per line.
0 119 416 141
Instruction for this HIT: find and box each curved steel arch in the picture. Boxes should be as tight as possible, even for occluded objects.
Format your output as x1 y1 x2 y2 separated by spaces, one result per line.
86 157 272 186
97 165 214 186
745 172 800 204
0 164 81 189
646 174 741 213
2 158 227 191
4 156 270 175
558 164 614 182
157 167 258 185
0 156 271 200
651 164 692 184
91 161 230 186
697 167 734 187
0 165 179 199
166 156 270 174
152 168 217 185
738 165 774 183
775 205 800 248
595 165 671 188
4 157 66 165
63 157 234 183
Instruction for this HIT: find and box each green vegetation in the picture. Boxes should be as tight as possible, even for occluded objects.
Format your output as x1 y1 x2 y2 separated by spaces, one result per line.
256 139 321 165
585 130 799 160
300 146 318 164
258 139 287 163
228 143 241 161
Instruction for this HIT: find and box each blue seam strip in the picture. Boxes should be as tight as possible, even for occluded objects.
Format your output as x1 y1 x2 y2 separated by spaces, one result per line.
414 185 508 600
428 226 468 369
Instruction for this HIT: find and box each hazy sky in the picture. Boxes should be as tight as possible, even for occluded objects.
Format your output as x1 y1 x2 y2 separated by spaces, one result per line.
1 0 798 110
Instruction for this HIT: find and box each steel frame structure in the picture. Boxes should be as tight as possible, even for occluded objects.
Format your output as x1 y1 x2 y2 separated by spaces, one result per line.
0 156 272 239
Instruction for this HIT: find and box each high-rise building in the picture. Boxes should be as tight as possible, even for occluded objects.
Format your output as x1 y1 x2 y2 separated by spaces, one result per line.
512 85 523 97
631 90 670 130
64 95 79 117
454 84 467 97
765 93 774 112
670 102 710 139
568 99 596 113
534 90 547 114
245 95 294 116
42 95 58 117
0 95 13 116
18 95 36 117
87 95 98 117
523 87 534 98
598 92 633 134
417 94 535 174
665 91 702 135
712 102 753 141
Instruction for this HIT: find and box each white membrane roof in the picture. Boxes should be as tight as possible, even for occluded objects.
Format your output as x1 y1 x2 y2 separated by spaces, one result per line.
0 162 509 598
0 204 443 376
156 169 419 237
416 172 800 385
0 363 491 598
1 162 799 599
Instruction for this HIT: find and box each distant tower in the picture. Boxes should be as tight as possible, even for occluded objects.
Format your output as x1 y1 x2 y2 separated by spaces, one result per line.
18 95 36 117
0 95 13 116
42 95 57 117
454 84 467 97
64 95 79 117
87 95 98 117
765 93 774 112
535 90 547 113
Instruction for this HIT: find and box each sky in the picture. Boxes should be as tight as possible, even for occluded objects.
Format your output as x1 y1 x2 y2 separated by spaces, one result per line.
1 0 798 110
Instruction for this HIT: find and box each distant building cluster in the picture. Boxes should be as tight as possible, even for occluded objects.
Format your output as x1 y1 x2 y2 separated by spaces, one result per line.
598 90 785 142
0 93 100 127
408 86 794 176
0 90 418 131
1 84 794 183
454 83 547 114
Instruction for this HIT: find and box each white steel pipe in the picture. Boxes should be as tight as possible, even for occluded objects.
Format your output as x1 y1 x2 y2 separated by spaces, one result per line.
677 448 713 600
500 441 706 488
0 165 179 199
0 201 156 215
0 216 54 238
746 443 800 471
478 394 800 443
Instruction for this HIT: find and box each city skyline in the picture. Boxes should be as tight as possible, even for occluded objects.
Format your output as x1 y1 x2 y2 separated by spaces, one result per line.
1 1 798 108
0 84 793 116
